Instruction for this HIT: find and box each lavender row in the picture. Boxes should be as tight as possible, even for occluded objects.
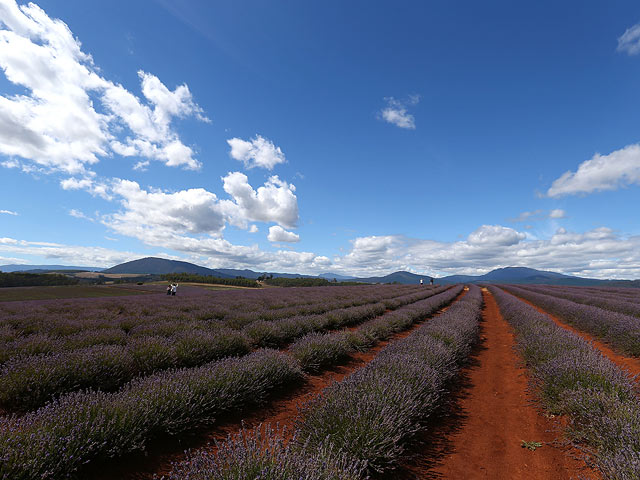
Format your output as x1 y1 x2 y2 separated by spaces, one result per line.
290 284 465 372
0 349 303 480
0 285 441 364
170 285 481 478
515 284 640 318
294 285 481 474
489 286 640 480
501 284 640 357
0 287 461 479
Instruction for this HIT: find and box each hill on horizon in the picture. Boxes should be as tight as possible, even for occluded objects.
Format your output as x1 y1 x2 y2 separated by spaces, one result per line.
101 257 234 278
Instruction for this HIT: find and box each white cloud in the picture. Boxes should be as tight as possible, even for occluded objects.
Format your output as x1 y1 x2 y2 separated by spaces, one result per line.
68 209 93 221
249 225 259 233
227 135 286 170
60 176 111 200
617 23 640 55
267 225 300 243
0 1 207 174
0 209 17 215
547 144 640 197
378 96 419 129
509 209 566 222
467 225 526 247
548 209 566 219
221 172 298 228
104 179 227 240
0 236 143 267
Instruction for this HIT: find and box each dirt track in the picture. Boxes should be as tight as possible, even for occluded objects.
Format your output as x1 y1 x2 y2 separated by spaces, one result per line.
396 289 599 479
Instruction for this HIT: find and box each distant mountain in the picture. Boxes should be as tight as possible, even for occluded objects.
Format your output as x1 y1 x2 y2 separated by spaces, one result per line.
0 264 103 273
354 271 433 285
102 257 234 277
437 266 639 287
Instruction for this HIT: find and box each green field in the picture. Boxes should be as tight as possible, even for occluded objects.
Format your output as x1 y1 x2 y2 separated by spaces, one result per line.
0 285 153 302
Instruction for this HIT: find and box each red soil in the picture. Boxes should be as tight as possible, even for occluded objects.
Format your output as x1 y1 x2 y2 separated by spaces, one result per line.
392 289 600 480
89 292 465 480
515 294 640 379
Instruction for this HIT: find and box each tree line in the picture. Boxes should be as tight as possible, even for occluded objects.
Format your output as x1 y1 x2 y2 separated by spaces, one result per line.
0 272 79 288
161 273 260 288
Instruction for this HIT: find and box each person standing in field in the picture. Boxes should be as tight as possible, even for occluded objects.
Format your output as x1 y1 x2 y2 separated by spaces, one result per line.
430 277 434 285
166 284 172 295
420 278 423 286
171 283 178 296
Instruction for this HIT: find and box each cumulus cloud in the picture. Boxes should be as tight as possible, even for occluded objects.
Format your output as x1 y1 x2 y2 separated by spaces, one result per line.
227 135 286 170
0 1 207 174
92 172 299 246
617 23 640 55
104 179 228 240
467 225 526 246
0 209 17 215
547 144 640 197
221 172 298 228
378 95 420 129
267 225 300 243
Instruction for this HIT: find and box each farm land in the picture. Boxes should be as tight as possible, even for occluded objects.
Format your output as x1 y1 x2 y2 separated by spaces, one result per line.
0 282 639 479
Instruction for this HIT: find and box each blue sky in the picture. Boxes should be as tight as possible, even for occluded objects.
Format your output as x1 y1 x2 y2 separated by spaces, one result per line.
1 0 640 279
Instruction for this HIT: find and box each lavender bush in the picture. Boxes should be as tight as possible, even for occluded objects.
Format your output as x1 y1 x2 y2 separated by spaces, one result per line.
165 424 364 480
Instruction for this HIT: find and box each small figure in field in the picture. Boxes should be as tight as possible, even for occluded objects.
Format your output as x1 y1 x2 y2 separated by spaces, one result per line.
430 277 434 286
166 284 172 295
420 279 423 286
171 283 178 296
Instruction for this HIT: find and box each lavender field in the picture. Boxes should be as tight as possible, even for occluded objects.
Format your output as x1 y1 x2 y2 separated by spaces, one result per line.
2 282 640 479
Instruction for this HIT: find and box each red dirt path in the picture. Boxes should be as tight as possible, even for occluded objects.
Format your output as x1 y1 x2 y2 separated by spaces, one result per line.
514 293 640 379
393 288 599 480
89 292 465 480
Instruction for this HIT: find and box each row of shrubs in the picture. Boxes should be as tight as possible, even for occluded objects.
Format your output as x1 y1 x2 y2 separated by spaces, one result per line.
501 284 640 357
166 284 481 478
0 272 79 288
161 273 260 288
490 286 640 480
0 288 451 412
515 283 640 318
0 286 463 479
